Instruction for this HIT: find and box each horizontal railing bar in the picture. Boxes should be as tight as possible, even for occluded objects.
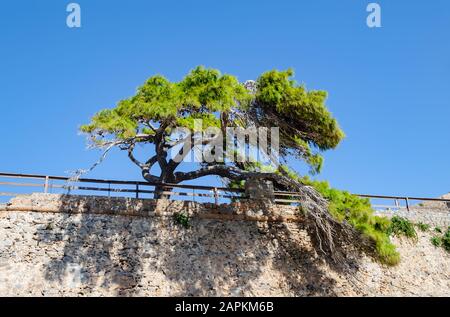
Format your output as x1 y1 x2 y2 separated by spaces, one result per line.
71 186 154 194
274 199 302 203
153 190 243 199
0 172 242 193
0 192 22 197
372 205 407 209
273 191 301 195
0 181 44 188
273 192 302 197
0 173 51 180
372 205 450 210
356 194 450 202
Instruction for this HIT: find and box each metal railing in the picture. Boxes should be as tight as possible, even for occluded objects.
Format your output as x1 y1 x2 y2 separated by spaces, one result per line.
1 172 449 210
0 172 244 205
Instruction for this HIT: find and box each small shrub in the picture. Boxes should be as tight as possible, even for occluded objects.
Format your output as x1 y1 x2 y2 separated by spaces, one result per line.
442 228 450 251
387 216 417 239
430 228 450 251
174 212 190 228
416 222 430 232
434 227 442 233
431 236 442 247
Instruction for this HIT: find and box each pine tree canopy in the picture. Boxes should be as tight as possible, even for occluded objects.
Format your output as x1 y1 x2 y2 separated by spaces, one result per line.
81 66 344 186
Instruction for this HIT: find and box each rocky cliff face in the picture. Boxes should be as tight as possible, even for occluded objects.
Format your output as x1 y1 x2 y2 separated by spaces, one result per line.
0 194 449 296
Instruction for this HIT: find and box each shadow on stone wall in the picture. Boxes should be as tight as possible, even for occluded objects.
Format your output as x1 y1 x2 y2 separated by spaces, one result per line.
271 222 363 296
158 219 349 296
34 195 361 296
37 195 145 296
269 222 339 296
158 217 267 296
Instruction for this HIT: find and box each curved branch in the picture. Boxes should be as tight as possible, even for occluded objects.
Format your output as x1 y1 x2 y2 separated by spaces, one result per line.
127 144 144 168
142 170 161 183
140 155 161 183
174 165 243 183
144 155 158 168
127 141 161 183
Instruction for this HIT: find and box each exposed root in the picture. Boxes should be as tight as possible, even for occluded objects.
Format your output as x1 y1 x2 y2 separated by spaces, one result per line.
275 177 373 267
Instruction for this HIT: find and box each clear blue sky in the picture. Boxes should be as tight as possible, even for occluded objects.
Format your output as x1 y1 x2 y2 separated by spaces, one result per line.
1 0 449 197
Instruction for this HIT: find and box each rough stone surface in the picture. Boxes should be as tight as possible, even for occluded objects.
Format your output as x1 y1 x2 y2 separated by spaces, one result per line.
375 208 450 228
0 194 449 297
419 193 450 210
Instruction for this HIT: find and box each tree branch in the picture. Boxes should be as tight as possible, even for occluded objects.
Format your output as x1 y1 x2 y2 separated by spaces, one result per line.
142 170 161 183
127 143 144 168
144 155 158 168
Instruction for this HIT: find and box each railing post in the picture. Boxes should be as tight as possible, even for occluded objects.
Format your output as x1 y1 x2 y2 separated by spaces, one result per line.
405 197 410 211
136 183 139 199
213 187 219 206
44 176 49 193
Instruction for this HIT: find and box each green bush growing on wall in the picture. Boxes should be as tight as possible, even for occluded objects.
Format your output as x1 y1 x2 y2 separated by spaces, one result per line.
174 212 190 229
300 176 400 266
387 216 417 239
431 227 450 251
416 222 430 232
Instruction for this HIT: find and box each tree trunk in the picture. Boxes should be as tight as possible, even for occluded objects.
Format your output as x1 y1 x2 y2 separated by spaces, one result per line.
153 184 174 199
153 170 175 199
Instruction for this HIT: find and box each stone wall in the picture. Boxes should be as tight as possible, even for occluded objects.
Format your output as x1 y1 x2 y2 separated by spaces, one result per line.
0 193 449 297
